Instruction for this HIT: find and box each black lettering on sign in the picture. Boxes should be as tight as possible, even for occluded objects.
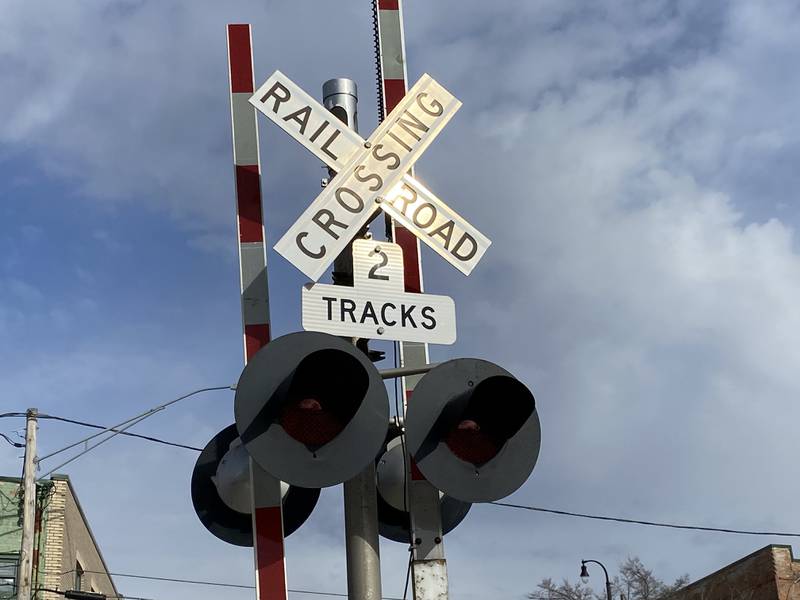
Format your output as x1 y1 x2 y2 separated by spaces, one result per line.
312 209 347 241
429 220 455 249
296 232 325 259
308 120 330 142
368 250 390 281
259 81 291 112
401 304 417 328
320 129 341 161
354 165 382 192
391 183 417 216
335 187 364 214
380 302 397 326
452 233 478 261
386 130 412 153
395 109 429 142
282 106 311 134
340 299 356 323
416 92 444 117
420 306 437 330
323 296 337 320
360 301 379 325
371 144 401 170
412 202 437 229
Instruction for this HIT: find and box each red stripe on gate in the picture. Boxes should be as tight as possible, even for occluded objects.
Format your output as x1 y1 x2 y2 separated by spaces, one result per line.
228 23 284 600
236 165 264 243
394 226 421 293
254 506 287 598
245 323 270 360
227 25 254 94
383 79 407 114
378 0 400 9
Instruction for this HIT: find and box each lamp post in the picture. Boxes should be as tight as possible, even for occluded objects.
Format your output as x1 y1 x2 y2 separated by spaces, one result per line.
581 559 613 600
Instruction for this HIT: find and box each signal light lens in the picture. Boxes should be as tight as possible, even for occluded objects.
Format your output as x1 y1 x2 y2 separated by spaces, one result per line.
277 349 368 449
443 375 535 467
445 419 499 465
281 395 343 446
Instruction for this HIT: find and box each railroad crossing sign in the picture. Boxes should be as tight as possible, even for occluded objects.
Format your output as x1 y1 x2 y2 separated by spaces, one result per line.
249 71 491 281
302 239 456 344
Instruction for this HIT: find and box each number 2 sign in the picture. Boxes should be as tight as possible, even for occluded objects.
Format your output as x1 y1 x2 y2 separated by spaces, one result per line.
301 239 457 345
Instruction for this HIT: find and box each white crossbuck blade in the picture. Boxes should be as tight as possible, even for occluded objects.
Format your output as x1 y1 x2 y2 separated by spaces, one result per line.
248 70 491 281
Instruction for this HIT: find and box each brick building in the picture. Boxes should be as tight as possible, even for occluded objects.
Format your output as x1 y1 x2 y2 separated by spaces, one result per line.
674 546 800 600
0 474 118 600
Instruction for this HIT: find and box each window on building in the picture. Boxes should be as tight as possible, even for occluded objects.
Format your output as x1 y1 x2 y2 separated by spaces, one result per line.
74 560 84 592
0 556 18 599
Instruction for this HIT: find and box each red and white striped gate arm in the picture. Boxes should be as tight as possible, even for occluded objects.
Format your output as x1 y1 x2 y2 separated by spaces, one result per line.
226 24 288 600
374 3 428 385
374 2 450 599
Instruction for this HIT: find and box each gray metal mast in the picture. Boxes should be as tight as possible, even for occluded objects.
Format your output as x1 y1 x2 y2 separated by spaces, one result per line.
322 77 383 600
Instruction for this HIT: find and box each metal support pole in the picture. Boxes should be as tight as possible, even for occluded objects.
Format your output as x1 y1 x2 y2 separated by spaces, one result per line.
323 77 383 600
379 363 438 380
17 408 37 600
373 1 449 597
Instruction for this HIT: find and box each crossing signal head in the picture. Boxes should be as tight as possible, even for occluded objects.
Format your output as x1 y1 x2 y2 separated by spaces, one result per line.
375 429 471 543
191 424 320 546
405 359 541 503
234 331 389 488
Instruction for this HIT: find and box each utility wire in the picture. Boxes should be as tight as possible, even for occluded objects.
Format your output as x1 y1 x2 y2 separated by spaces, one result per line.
8 408 800 538
36 385 232 480
1 412 202 452
402 551 412 600
72 570 405 599
37 411 155 481
489 501 800 538
38 414 202 452
37 385 230 463
0 432 24 448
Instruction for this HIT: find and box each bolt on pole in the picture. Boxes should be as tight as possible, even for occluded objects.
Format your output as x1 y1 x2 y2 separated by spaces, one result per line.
323 77 383 600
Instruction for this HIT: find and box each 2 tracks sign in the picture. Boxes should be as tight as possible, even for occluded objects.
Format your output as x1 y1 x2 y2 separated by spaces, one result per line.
302 239 456 345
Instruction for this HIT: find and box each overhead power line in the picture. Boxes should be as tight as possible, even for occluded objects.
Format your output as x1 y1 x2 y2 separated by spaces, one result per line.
37 414 202 452
0 431 24 448
8 408 800 539
1 412 201 451
73 569 405 599
489 501 800 538
35 385 232 480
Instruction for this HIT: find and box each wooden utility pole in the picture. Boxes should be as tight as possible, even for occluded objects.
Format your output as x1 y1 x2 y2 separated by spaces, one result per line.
17 408 38 600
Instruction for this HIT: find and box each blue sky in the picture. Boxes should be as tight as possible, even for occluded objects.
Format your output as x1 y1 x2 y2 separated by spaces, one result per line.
2 1 800 599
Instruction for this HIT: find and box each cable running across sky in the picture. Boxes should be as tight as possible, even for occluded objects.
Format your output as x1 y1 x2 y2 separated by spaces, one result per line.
5 408 800 538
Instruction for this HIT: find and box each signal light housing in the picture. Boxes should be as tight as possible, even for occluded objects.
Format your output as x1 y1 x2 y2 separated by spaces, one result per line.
405 359 541 503
234 331 389 488
191 424 320 546
376 430 471 543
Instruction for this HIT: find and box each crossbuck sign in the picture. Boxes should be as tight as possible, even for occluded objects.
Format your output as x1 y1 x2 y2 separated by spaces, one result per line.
249 71 491 281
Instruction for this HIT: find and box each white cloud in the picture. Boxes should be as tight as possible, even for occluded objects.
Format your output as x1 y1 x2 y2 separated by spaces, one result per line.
3 1 800 599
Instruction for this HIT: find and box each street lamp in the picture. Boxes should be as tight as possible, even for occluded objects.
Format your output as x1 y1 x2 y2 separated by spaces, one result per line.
580 559 612 600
